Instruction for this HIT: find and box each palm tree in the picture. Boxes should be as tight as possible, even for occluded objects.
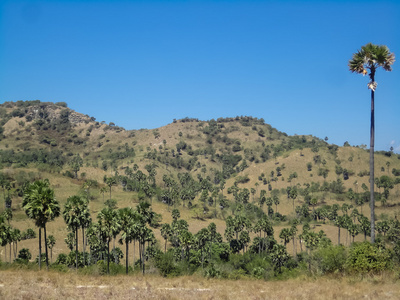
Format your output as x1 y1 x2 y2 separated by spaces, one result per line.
100 186 108 202
46 235 56 263
195 227 210 268
0 215 12 262
119 207 139 274
12 228 21 260
97 207 119 274
137 223 153 274
349 43 395 243
63 195 89 269
105 177 117 200
23 179 60 269
160 223 172 253
279 228 291 247
80 207 91 266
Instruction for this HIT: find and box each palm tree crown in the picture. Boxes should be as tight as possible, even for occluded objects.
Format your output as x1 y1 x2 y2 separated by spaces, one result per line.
23 180 60 227
349 43 395 90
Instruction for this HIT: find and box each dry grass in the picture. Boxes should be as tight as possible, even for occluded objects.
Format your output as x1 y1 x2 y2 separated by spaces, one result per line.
0 270 400 299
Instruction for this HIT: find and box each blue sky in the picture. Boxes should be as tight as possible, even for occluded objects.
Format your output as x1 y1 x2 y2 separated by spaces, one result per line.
1 0 399 152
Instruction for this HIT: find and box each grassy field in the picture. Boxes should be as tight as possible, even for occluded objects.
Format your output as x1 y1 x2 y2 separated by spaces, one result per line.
1 269 400 299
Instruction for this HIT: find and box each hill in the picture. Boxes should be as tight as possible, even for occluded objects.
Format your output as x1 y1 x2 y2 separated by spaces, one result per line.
1 100 400 276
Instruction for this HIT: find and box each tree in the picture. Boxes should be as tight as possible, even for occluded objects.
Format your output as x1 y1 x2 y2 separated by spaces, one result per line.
349 43 395 243
358 214 371 241
376 175 394 205
97 207 120 274
288 187 298 212
258 189 267 208
105 176 117 200
279 228 291 247
23 179 60 270
270 244 289 273
70 154 83 179
119 207 140 274
0 217 12 262
195 227 210 268
334 215 346 245
273 195 280 213
160 223 172 253
100 186 108 202
171 208 180 221
63 195 90 269
46 235 56 263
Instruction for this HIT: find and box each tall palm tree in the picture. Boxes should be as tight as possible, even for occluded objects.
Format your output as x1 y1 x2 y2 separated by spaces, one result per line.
137 224 153 275
63 195 90 268
97 207 119 274
23 179 60 269
349 43 395 243
160 223 172 253
119 207 140 274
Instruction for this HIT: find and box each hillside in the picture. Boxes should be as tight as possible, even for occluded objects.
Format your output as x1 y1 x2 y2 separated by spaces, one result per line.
1 100 400 274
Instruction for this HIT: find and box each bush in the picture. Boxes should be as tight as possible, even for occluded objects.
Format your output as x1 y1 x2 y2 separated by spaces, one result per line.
313 245 347 274
55 253 68 265
155 250 180 277
346 242 392 273
17 248 32 261
203 263 221 278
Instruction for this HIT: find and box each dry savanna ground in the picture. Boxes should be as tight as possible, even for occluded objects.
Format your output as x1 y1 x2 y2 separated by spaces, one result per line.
1 270 400 300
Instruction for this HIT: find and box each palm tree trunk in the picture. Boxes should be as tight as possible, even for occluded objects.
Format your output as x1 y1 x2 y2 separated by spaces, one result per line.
139 241 142 267
126 241 129 274
107 239 110 274
370 87 376 243
82 227 85 266
44 225 49 270
38 228 42 270
292 238 295 257
142 241 145 275
14 241 18 260
133 240 135 269
75 227 79 270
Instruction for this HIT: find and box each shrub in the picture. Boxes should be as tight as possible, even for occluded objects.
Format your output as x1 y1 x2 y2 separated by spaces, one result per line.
203 263 221 278
314 245 347 274
346 242 392 273
55 253 68 265
17 248 32 261
155 250 180 277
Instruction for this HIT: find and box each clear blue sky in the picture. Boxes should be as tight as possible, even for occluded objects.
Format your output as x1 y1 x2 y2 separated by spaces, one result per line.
1 0 399 152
